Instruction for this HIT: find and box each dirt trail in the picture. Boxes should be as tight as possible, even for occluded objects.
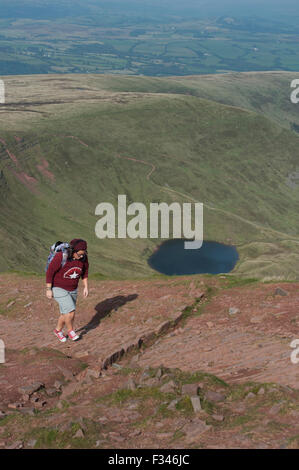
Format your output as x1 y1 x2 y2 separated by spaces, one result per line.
114 151 299 243
137 282 299 389
0 273 299 449
1 273 298 390
116 154 156 180
0 273 204 370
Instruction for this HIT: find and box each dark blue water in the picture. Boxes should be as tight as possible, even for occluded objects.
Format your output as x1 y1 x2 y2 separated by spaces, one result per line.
148 239 239 275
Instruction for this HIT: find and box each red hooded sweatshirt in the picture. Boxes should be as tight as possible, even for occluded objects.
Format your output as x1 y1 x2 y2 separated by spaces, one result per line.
46 251 89 291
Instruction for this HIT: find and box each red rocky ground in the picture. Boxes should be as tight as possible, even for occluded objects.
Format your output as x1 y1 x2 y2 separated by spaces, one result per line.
138 282 299 388
0 273 298 449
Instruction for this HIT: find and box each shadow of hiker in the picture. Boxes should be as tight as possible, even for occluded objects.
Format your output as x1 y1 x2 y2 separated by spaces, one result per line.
77 294 138 338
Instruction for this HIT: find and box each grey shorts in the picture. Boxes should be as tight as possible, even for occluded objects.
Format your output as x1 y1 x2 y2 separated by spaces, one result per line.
52 287 78 314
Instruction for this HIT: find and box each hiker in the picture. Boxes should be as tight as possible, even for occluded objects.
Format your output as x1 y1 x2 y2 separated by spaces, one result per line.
46 238 89 343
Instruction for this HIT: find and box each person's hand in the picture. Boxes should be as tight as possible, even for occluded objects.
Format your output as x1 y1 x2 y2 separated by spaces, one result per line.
83 287 89 298
46 289 53 299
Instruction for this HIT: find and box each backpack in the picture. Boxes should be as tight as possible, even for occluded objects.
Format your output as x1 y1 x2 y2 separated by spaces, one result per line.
45 241 70 272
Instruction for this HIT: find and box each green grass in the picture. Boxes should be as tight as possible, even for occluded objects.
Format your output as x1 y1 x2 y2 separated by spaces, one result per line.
171 429 185 442
219 276 259 289
173 369 230 389
95 386 176 406
286 435 299 449
5 270 43 278
22 420 101 449
1 73 299 280
226 382 276 401
175 395 203 416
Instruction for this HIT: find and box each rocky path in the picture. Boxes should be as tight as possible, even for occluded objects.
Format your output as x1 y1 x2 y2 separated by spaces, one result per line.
1 274 298 391
1 273 299 449
0 273 204 371
137 282 299 389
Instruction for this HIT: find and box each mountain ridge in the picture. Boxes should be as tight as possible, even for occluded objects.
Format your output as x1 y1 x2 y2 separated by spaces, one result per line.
1 71 299 280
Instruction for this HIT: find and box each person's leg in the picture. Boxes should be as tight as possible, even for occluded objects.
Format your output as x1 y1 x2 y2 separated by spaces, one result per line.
53 288 78 339
64 310 75 332
66 290 77 332
69 310 75 331
56 314 66 332
64 310 79 340
52 287 68 333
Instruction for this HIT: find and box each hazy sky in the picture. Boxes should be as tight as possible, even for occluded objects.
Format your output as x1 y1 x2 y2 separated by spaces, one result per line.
87 1 299 22
97 0 299 15
1 0 298 22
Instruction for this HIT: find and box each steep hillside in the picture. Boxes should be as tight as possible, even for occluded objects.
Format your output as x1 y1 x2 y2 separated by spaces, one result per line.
1 72 299 279
95 71 299 131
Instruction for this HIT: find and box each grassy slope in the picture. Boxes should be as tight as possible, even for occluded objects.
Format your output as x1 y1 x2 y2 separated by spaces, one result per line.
95 71 299 131
1 72 299 280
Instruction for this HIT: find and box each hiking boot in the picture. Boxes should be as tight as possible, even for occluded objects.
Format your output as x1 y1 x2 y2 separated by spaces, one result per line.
68 330 79 341
54 329 67 343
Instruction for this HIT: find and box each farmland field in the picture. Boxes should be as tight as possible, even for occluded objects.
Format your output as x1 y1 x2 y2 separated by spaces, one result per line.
0 1 299 76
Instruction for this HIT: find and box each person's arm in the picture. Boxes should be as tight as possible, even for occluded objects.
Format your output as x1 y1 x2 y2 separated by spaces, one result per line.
82 277 88 297
46 252 62 298
46 282 53 299
82 257 89 298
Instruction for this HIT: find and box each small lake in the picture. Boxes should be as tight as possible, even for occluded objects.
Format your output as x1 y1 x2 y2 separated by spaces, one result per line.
148 239 239 276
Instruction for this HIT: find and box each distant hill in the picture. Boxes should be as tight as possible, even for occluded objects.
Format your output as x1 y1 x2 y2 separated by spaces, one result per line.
100 71 299 131
1 71 299 280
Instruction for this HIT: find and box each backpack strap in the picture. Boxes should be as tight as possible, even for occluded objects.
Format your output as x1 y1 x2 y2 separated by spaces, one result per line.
61 251 68 268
